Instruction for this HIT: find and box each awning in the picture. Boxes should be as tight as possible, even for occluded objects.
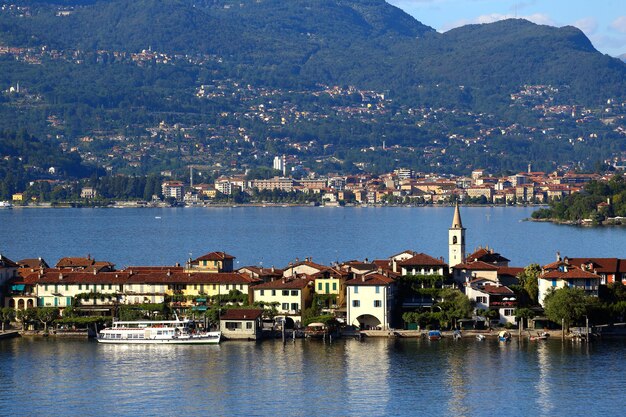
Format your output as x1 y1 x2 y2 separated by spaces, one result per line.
195 298 207 302
11 284 25 291
192 306 208 311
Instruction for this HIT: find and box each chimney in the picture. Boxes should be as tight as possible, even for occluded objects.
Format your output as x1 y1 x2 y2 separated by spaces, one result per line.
59 273 63 280
361 275 365 282
556 251 561 262
271 266 275 273
93 268 97 275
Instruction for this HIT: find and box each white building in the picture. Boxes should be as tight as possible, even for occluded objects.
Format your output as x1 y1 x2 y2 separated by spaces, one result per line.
346 273 396 330
161 181 184 200
273 155 286 176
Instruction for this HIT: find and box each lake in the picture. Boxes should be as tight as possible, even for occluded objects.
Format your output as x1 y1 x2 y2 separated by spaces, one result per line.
2 206 626 268
2 206 626 416
1 336 625 416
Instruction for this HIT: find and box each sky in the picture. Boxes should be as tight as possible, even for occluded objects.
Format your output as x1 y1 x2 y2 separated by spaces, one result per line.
388 0 626 57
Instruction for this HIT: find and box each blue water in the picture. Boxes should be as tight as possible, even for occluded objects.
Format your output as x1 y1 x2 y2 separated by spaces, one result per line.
2 207 626 416
2 206 626 268
0 337 624 416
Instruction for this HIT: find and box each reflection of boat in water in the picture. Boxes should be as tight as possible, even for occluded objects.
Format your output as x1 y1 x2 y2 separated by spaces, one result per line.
498 330 511 342
428 330 442 341
98 318 221 344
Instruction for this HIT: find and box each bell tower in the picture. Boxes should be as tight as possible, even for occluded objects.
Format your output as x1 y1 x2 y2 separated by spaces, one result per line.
449 202 466 270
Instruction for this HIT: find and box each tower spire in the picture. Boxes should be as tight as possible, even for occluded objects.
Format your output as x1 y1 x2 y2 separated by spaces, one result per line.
451 202 463 229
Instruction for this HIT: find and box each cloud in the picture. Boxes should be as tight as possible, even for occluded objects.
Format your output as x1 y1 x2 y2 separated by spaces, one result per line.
441 13 554 32
572 17 598 36
610 16 626 34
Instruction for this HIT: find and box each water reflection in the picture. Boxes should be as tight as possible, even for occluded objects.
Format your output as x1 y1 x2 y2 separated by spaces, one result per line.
345 338 390 416
535 341 554 417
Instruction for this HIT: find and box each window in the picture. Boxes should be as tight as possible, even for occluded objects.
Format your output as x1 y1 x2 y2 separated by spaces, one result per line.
240 285 243 290
246 322 253 329
260 290 265 296
352 300 360 307
108 284 112 290
504 309 514 317
226 322 241 330
225 284 230 290
291 290 298 296
78 284 82 290
45 285 48 291
213 284 217 290
354 286 359 294
374 300 382 308
65 285 68 291
332 283 337 291
291 303 298 311
318 282 323 291
101 285 105 290
375 286 380 294
282 290 289 296
476 296 487 304
282 303 289 311
272 290 276 296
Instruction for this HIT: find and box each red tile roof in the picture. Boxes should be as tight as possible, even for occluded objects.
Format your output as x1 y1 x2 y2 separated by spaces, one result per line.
194 251 235 261
346 273 395 286
220 308 263 321
253 278 312 290
453 261 500 271
55 257 96 268
541 269 601 280
497 267 524 277
398 253 447 267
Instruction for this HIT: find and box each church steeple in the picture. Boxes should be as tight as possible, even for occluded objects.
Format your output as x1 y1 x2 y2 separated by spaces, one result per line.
449 202 466 270
451 202 463 229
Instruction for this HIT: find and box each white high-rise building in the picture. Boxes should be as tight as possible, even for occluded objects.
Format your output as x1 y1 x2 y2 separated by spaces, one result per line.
273 155 286 176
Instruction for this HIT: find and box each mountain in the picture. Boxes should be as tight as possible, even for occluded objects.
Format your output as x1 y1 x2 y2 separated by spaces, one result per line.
0 0 624 181
619 54 626 63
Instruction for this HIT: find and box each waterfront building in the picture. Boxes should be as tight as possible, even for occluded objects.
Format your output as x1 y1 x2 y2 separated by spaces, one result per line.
346 272 396 330
464 279 518 325
538 258 601 306
282 258 329 278
251 176 295 192
251 277 314 326
161 181 184 200
219 308 264 340
388 250 418 273
0 254 19 304
448 203 466 271
311 268 349 314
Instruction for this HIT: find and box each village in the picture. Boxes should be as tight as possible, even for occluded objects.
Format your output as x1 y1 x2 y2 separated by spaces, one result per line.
1 205 624 341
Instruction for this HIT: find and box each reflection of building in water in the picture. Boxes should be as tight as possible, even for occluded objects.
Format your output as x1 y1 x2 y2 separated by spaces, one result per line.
345 340 390 415
445 349 470 416
535 343 554 417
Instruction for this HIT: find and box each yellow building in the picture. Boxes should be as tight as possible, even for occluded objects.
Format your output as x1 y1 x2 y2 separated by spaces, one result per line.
12 193 23 202
187 251 235 273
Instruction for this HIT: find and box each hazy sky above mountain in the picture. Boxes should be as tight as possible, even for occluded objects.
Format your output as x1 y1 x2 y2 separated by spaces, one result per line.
389 0 626 57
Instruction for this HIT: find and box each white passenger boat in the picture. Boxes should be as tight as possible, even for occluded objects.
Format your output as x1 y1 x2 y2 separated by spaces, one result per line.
97 318 221 344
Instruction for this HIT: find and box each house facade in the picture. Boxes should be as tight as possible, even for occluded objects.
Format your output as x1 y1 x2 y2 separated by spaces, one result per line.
219 308 264 340
251 278 314 326
346 273 396 330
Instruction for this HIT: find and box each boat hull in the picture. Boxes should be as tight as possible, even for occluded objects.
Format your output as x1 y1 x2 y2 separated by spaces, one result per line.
97 333 221 345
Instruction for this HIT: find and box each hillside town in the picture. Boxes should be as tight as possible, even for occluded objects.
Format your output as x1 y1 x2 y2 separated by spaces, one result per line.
1 205 624 340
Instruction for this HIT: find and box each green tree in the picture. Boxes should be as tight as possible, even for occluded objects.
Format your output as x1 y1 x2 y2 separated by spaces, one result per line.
514 307 536 329
517 264 541 305
543 287 591 331
37 307 60 333
436 288 473 329
1 307 15 332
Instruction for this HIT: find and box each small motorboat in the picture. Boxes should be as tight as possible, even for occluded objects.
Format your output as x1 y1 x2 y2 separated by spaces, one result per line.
476 334 486 341
529 331 549 341
428 330 442 341
498 330 511 342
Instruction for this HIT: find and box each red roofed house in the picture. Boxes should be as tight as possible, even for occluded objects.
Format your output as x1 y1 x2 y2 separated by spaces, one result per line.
252 278 314 327
346 272 396 330
538 258 601 306
465 279 518 325
398 253 447 277
188 251 235 273
219 308 264 340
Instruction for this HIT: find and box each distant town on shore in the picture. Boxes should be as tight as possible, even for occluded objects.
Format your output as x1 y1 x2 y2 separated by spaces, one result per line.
2 205 625 340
